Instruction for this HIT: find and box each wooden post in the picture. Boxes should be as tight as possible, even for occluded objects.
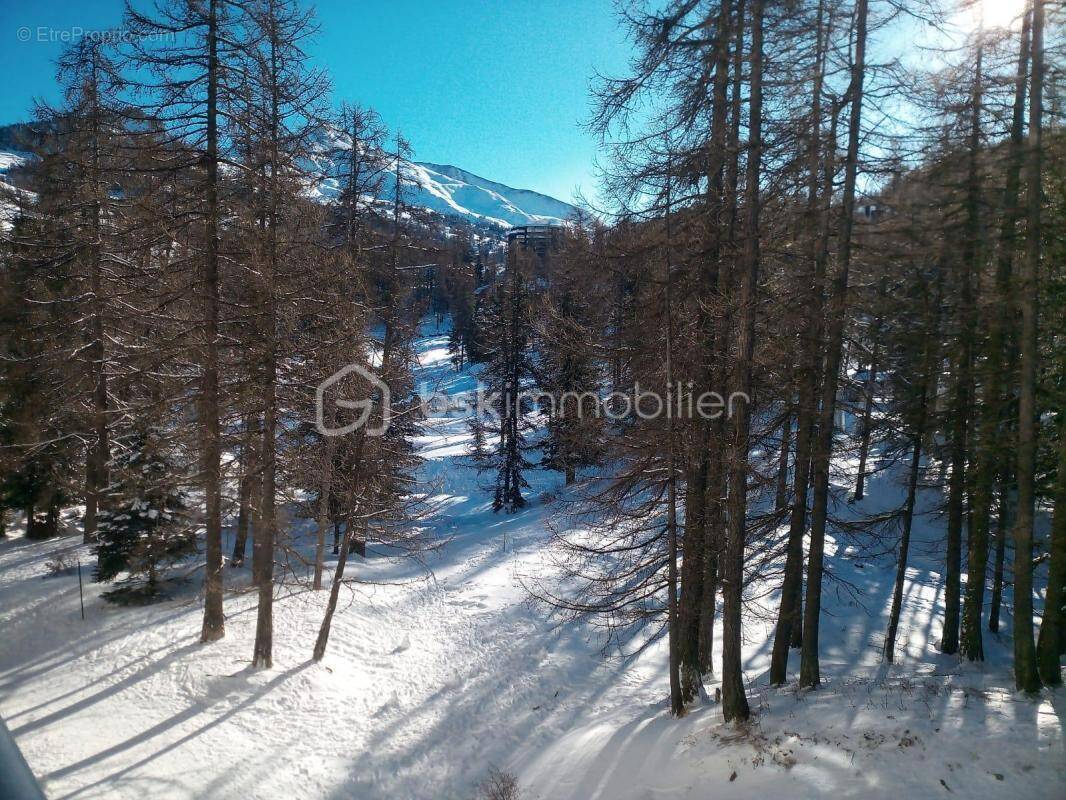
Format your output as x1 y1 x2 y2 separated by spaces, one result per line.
77 559 85 621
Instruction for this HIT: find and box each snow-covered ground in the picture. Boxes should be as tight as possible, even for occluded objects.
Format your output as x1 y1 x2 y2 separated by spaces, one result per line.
1 323 1063 799
0 150 34 233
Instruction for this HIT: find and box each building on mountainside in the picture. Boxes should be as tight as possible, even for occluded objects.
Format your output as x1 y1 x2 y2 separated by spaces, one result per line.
857 202 889 222
505 224 562 258
506 224 561 287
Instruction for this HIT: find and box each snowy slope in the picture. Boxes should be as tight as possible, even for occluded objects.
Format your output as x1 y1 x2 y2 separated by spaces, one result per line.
408 162 577 228
0 150 33 232
0 133 578 232
301 126 577 230
312 154 577 229
0 150 28 176
0 322 1063 800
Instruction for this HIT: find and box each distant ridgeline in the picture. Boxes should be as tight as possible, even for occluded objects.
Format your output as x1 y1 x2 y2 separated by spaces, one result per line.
0 119 577 237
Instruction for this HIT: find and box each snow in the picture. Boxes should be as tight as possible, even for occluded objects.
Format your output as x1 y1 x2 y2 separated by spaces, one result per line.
0 183 33 233
410 163 577 228
0 150 29 174
1 321 1063 799
0 149 37 232
306 135 577 229
1 142 576 234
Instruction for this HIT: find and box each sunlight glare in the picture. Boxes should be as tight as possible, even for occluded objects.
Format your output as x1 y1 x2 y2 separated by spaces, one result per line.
965 0 1027 31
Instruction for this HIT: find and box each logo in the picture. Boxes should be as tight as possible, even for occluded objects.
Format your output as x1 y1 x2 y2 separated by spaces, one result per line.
315 363 391 438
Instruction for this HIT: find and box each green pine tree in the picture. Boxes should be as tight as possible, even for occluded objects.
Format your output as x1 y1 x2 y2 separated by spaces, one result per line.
95 429 196 602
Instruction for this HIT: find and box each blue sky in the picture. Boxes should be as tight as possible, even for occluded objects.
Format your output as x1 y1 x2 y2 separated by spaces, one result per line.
0 0 632 203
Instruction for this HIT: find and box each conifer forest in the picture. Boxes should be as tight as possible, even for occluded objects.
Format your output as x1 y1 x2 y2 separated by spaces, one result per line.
0 0 1063 797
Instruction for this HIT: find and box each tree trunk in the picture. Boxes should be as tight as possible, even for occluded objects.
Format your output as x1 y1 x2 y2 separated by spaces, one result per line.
313 444 335 591
775 404 793 511
679 445 707 702
885 280 939 661
789 570 804 649
988 2 1030 639
664 171 682 717
251 361 277 668
768 0 829 683
769 290 821 683
231 416 259 567
314 518 355 662
853 345 877 502
989 475 1010 633
199 0 225 644
1011 0 1044 695
252 28 285 669
698 0 745 684
885 434 923 663
697 493 719 677
941 342 969 655
959 37 989 662
84 251 109 546
45 496 59 538
691 0 737 689
25 503 36 539
800 0 867 689
854 285 884 502
721 0 762 725
1036 418 1065 684
83 53 110 546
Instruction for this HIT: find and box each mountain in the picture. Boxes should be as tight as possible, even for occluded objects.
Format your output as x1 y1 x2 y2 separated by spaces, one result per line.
0 120 579 232
404 162 577 229
0 149 29 182
313 158 577 229
312 154 578 230
304 125 577 229
0 149 33 232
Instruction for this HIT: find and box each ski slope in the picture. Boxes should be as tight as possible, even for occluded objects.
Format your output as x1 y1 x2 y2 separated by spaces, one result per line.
302 130 578 229
406 163 577 228
0 142 577 233
0 322 1063 799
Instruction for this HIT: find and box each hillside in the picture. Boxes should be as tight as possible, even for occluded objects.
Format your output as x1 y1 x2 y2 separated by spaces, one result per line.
0 120 579 234
310 152 578 229
0 150 33 233
0 322 1062 800
411 163 578 228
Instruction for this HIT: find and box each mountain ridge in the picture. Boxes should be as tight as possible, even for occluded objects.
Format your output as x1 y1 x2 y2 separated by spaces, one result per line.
413 161 578 227
0 119 579 233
